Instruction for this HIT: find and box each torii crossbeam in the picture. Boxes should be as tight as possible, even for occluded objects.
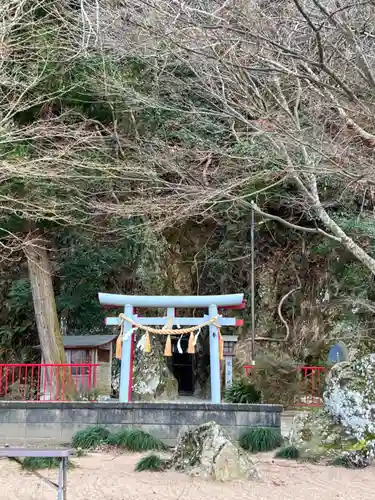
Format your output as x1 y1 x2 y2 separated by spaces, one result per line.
98 293 245 403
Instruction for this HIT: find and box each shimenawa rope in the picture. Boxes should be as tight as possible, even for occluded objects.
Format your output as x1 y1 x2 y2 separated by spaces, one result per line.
119 313 220 335
116 314 223 359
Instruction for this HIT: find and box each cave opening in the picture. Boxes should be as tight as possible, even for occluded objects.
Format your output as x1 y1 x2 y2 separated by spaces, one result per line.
171 336 195 395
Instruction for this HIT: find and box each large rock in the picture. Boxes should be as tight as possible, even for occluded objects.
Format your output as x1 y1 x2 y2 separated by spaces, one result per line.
132 336 178 401
170 421 258 481
324 354 375 439
289 410 347 460
289 354 375 467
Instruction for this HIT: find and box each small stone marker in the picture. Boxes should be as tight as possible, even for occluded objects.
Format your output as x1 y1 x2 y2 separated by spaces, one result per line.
327 342 349 364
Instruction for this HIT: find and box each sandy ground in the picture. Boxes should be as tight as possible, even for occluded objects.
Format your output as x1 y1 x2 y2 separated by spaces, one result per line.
1 452 374 500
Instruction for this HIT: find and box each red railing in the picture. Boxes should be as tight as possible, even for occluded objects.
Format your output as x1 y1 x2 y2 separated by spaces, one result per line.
0 364 99 402
295 366 325 407
244 364 326 408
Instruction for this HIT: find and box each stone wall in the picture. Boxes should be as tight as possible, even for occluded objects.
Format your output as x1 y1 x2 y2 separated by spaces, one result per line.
0 401 282 447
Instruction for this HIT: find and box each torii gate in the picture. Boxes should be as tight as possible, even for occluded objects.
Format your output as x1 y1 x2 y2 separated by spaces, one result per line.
98 293 245 403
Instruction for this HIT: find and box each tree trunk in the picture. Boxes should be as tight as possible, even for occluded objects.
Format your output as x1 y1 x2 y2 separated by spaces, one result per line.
308 175 375 276
24 238 66 364
24 237 77 400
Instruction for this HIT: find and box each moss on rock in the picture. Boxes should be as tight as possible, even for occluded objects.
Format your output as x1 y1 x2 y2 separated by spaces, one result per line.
289 354 375 467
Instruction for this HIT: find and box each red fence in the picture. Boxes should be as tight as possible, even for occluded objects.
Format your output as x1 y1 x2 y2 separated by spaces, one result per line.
0 364 99 402
295 366 325 407
244 364 326 408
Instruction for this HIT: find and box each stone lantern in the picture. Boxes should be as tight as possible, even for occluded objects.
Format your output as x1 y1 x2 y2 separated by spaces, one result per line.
222 335 238 389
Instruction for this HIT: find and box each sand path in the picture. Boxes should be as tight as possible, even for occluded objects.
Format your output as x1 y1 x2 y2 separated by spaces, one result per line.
1 452 373 500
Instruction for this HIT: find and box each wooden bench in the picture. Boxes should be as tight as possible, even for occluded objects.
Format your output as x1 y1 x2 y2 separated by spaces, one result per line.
0 447 73 500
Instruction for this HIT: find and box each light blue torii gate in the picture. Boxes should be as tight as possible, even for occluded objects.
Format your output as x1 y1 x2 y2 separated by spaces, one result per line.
98 293 244 403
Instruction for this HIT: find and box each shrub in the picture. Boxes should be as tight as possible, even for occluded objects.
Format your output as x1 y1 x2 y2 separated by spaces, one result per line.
239 427 283 452
72 426 111 449
274 445 300 460
112 428 166 452
22 457 74 470
224 380 261 404
135 454 168 472
247 352 299 407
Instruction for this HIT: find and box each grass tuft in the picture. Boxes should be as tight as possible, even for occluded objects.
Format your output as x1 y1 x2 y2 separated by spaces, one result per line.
106 428 131 447
71 425 167 452
135 454 167 472
112 428 167 452
274 445 300 460
22 457 74 470
72 425 111 449
239 427 283 452
224 380 261 404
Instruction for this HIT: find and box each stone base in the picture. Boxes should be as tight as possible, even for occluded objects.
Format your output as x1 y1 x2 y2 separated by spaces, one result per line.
0 401 282 447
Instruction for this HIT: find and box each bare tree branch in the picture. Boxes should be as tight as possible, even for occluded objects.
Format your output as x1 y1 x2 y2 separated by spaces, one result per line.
250 201 341 242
